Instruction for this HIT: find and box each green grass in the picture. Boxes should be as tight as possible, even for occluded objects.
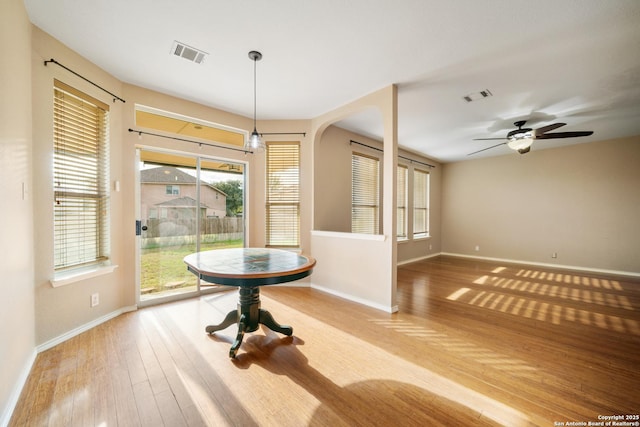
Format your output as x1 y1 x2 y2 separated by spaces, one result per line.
140 239 243 294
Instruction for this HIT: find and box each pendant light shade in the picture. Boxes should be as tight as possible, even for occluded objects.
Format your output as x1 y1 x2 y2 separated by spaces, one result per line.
247 129 263 150
245 50 266 152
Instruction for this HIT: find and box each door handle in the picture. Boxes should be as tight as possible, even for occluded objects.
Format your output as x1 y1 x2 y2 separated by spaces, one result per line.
136 220 147 235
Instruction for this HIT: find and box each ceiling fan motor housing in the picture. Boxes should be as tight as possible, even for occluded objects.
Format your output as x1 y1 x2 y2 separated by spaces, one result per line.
507 128 533 140
507 120 532 140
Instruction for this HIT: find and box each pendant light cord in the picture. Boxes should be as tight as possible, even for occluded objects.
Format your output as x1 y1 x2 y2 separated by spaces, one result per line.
253 56 257 131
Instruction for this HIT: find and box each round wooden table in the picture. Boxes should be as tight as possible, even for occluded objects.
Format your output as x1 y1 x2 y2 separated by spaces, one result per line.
184 248 316 357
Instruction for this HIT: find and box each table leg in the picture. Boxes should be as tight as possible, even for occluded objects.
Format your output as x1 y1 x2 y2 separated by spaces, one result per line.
205 309 239 334
259 309 293 336
229 314 247 358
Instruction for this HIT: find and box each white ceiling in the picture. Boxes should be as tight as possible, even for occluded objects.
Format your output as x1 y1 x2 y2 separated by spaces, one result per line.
25 0 640 163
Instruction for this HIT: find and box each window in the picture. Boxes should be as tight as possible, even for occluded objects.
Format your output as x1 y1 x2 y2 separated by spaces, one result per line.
397 165 408 239
266 142 300 247
413 168 429 237
166 185 180 195
53 80 110 270
352 153 380 234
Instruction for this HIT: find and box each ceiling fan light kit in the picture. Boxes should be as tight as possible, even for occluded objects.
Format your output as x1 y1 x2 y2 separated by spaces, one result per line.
469 120 593 156
506 138 533 153
506 134 534 151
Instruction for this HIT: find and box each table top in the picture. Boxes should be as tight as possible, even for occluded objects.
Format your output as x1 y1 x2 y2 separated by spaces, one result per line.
184 248 316 287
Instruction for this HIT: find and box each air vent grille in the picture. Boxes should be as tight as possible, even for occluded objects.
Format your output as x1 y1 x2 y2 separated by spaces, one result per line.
463 89 493 102
171 41 207 64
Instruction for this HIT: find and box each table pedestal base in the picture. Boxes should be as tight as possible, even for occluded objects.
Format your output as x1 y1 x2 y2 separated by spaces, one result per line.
205 287 293 358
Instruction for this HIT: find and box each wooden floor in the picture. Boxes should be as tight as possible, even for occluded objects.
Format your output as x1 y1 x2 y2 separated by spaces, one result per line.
10 256 640 426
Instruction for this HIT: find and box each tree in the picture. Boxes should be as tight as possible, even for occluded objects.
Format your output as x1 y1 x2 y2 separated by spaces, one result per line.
213 180 243 216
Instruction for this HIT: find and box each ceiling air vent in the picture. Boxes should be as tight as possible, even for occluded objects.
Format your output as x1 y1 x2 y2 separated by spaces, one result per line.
171 41 207 64
463 89 493 102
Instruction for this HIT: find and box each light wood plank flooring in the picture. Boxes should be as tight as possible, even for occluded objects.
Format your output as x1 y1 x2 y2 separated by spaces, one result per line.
10 256 640 426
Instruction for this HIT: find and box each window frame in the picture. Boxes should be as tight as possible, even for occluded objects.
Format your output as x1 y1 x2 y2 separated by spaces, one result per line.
397 164 408 240
351 152 380 234
166 185 180 195
412 168 429 238
266 141 300 248
53 79 110 272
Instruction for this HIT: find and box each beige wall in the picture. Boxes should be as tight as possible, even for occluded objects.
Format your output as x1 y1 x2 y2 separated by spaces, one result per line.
32 26 128 345
315 124 442 263
441 136 640 274
0 0 35 422
314 125 371 233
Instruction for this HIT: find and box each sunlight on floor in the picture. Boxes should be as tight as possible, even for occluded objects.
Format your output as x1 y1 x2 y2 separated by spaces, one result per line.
163 296 534 426
516 268 623 290
175 366 236 425
448 267 639 334
472 274 633 310
369 318 539 380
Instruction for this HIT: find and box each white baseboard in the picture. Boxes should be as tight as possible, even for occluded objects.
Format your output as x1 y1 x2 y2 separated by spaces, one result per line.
1 349 37 427
397 252 440 266
310 283 398 313
440 252 640 278
36 305 138 353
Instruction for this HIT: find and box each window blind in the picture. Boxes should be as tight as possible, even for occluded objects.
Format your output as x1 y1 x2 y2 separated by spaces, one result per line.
266 142 300 247
397 165 408 238
53 80 110 270
352 152 380 234
413 168 429 236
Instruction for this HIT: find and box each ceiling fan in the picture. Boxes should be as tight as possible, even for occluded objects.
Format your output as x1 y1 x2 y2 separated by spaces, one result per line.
468 120 594 156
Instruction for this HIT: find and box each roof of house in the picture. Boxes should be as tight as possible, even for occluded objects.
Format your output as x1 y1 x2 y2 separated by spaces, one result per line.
141 166 226 195
155 196 208 208
141 166 197 184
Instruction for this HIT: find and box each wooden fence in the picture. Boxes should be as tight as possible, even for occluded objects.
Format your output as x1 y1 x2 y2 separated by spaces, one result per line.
143 217 243 237
141 217 244 248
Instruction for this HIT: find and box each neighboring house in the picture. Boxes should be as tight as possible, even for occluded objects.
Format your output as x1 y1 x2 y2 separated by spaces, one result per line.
140 166 227 220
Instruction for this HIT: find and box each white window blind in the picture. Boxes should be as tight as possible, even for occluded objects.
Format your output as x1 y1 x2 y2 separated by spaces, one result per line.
352 153 380 234
413 168 429 237
397 165 408 238
53 80 110 270
266 142 300 247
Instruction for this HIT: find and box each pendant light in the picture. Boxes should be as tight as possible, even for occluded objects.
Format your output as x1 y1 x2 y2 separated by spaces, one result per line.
245 50 266 152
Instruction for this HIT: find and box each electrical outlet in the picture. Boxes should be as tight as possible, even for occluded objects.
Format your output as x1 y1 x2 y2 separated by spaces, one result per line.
91 293 99 307
551 252 558 259
474 245 480 252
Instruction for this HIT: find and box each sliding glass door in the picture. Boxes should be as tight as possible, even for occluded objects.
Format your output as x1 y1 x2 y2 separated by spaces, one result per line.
137 148 245 304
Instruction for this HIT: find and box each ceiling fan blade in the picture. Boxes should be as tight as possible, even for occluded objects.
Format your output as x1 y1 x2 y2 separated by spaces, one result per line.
467 142 506 156
535 122 565 135
472 138 506 141
536 131 594 139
